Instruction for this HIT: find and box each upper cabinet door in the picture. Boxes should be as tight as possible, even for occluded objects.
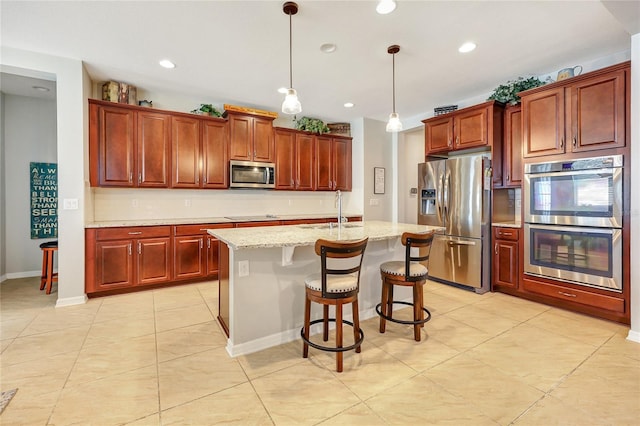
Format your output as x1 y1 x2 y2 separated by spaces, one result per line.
97 105 136 187
455 106 488 149
569 69 626 152
504 106 523 187
171 115 200 188
315 136 333 190
202 120 228 188
252 117 275 163
522 87 565 158
333 137 352 191
425 116 453 154
295 133 315 190
228 114 252 161
137 111 171 187
274 128 296 189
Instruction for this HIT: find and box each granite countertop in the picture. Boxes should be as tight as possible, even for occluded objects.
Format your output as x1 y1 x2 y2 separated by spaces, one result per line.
492 221 522 228
85 213 361 228
208 220 444 250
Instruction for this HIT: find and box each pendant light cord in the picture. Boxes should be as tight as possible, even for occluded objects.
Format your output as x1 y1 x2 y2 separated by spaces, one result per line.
289 12 293 88
392 52 396 114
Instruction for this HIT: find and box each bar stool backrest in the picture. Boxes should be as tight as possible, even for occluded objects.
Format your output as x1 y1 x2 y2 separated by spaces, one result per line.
401 231 435 282
314 237 368 299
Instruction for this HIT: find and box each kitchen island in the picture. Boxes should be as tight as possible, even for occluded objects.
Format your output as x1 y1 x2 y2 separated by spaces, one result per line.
208 220 443 356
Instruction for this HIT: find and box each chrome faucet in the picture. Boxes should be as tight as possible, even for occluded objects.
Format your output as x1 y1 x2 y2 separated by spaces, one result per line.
335 190 344 225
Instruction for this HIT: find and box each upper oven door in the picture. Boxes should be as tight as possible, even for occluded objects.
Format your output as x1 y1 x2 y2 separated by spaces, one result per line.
524 167 622 228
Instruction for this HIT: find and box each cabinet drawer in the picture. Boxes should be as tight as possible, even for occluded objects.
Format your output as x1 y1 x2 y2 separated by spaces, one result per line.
522 278 625 313
174 223 233 236
96 226 171 240
494 227 519 241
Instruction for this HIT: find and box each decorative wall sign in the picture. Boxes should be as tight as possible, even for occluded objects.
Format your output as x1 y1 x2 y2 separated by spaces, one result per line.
374 167 385 194
30 162 58 239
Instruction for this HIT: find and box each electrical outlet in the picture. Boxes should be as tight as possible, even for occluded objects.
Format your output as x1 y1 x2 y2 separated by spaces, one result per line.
369 198 379 206
238 260 249 277
132 199 138 208
184 199 191 207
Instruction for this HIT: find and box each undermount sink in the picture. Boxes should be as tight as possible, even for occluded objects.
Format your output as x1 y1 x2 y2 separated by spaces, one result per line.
298 223 363 230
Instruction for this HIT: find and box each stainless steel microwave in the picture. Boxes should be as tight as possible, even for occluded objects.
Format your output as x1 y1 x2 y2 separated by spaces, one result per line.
229 160 276 189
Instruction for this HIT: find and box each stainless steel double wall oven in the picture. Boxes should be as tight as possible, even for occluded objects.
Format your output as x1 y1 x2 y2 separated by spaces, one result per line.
523 155 623 292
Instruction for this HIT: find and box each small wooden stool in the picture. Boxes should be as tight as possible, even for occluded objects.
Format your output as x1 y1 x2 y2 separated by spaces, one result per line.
39 240 58 294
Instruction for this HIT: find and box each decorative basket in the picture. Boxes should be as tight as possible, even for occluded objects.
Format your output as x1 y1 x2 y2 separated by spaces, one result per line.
434 105 458 116
101 81 137 105
327 122 351 136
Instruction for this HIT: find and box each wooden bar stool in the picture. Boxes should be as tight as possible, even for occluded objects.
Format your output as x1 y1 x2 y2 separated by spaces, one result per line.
301 237 368 372
39 240 58 294
376 231 434 341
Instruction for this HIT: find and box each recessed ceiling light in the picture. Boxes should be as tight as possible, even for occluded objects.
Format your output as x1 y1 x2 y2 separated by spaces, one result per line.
458 42 477 53
344 102 354 108
277 87 288 94
32 86 50 92
376 0 396 14
320 43 337 53
159 59 176 69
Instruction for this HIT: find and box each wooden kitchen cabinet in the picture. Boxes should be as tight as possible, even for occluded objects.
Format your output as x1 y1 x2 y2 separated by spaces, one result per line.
173 223 233 281
171 116 228 189
423 101 503 156
227 111 275 162
522 62 628 158
315 135 352 191
86 226 172 293
492 227 520 291
90 100 170 188
275 128 316 191
494 105 523 188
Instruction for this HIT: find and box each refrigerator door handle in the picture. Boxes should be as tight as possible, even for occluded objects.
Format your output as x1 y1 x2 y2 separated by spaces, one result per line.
437 171 444 223
447 240 476 246
443 172 451 223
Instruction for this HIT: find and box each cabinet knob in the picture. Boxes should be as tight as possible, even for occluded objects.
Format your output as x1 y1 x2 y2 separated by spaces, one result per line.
573 136 577 148
138 173 142 184
506 173 510 182
128 243 132 256
448 138 452 147
560 137 564 149
494 243 498 255
129 172 133 183
138 242 142 255
455 136 459 145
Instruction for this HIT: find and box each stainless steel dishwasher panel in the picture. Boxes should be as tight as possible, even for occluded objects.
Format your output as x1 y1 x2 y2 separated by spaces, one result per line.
428 234 483 288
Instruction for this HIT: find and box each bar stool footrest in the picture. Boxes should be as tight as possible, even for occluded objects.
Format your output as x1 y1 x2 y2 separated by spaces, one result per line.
300 318 364 353
375 301 432 325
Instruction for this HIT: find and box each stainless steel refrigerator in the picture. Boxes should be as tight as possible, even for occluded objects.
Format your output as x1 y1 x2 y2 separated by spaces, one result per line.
418 154 491 293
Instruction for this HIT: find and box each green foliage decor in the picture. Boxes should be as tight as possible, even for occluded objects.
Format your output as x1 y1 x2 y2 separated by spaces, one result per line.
487 76 546 105
294 116 330 134
191 104 222 117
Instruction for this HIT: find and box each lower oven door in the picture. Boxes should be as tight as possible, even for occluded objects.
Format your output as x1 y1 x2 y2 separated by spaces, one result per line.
524 224 622 292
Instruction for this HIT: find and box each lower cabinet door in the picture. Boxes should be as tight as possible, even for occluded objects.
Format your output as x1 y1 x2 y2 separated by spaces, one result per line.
493 239 519 289
174 235 205 280
206 236 220 277
137 237 172 285
95 239 134 290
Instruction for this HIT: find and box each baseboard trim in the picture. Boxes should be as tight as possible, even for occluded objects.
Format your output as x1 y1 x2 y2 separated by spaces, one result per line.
225 306 381 357
627 329 640 344
55 295 88 308
6 270 42 279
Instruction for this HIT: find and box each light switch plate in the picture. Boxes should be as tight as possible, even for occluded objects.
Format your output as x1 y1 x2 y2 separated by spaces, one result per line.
63 198 78 210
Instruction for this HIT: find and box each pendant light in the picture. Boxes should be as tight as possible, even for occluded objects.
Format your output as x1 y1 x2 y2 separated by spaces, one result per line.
386 45 403 132
282 2 302 114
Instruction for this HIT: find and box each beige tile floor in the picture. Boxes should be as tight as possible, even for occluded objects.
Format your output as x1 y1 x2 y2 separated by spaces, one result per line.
1 277 639 425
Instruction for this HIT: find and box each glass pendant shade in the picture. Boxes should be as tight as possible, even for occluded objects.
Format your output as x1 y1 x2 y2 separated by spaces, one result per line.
376 0 397 14
282 88 302 114
386 112 403 132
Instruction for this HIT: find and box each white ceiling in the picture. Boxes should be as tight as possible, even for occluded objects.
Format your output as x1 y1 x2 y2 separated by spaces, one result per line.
1 1 636 124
